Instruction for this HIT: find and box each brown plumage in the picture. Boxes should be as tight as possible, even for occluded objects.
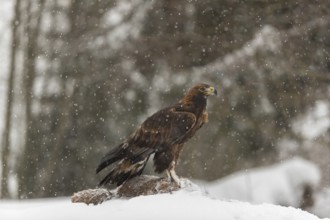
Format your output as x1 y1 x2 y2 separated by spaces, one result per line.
96 83 217 187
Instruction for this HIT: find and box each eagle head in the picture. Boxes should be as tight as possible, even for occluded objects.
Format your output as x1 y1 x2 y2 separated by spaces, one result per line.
189 83 218 97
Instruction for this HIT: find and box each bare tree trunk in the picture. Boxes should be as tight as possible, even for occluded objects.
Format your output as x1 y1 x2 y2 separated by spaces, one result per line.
17 0 45 198
1 0 21 199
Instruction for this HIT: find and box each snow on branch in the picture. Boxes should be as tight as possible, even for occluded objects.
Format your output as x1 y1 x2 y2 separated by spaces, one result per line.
191 25 282 77
189 16 330 83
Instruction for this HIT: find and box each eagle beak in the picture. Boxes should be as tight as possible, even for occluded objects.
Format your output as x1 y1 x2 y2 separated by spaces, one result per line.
206 86 217 96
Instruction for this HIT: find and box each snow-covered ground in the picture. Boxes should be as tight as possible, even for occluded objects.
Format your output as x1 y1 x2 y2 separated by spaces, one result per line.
313 188 330 218
0 186 328 220
197 157 320 207
196 157 330 218
0 159 328 219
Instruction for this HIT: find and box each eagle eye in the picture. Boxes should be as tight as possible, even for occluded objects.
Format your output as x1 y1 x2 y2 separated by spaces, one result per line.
199 87 206 92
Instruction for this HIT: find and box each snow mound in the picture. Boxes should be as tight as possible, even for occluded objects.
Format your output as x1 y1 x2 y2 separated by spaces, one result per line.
313 188 330 218
71 176 198 205
1 189 327 220
1 159 325 220
198 157 321 208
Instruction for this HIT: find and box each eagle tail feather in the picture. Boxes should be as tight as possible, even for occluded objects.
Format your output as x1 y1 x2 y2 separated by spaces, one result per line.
96 143 128 174
98 155 150 187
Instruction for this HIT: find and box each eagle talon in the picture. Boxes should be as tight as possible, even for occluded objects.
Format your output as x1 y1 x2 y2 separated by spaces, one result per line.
169 169 181 188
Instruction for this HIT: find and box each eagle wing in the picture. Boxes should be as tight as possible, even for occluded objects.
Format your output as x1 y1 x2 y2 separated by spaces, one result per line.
96 106 197 186
129 107 197 156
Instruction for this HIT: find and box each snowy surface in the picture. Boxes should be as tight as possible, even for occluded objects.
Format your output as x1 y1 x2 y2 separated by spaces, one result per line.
0 186 328 220
313 188 330 218
197 157 321 207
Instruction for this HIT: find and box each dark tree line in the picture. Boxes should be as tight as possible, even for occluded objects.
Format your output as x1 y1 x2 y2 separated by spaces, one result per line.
1 0 330 198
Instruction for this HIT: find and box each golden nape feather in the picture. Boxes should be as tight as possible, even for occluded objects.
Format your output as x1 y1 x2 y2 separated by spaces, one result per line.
96 83 217 187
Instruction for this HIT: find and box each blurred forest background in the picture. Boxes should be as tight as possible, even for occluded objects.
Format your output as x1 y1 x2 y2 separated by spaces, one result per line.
0 0 330 199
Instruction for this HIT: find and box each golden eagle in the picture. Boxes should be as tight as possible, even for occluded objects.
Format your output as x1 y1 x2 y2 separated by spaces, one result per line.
96 83 217 187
